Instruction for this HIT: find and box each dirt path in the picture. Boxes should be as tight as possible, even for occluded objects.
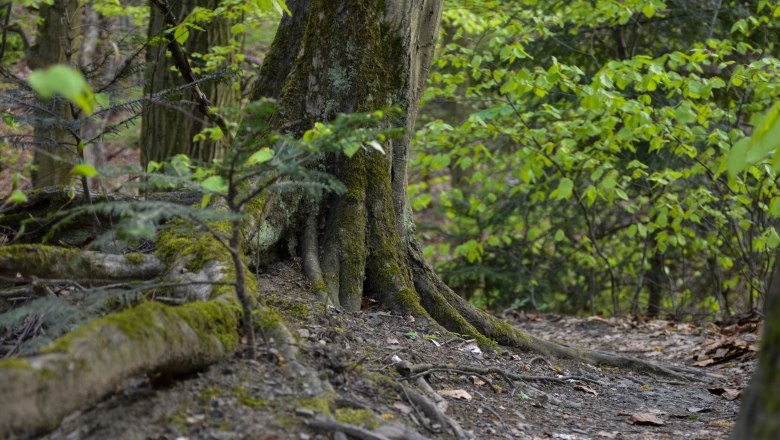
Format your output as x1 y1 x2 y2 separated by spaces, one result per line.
41 264 754 440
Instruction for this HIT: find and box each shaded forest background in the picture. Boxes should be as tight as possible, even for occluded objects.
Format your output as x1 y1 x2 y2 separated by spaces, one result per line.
2 0 778 320
0 0 779 439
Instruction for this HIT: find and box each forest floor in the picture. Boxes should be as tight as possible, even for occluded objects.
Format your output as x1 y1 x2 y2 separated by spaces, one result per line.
39 262 758 440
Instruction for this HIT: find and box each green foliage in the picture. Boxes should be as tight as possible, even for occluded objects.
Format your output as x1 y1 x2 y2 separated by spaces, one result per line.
27 65 99 115
413 0 780 316
728 102 780 173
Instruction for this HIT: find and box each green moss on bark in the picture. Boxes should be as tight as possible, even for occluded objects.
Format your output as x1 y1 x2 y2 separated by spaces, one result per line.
155 220 232 272
44 300 241 357
0 245 81 276
124 253 147 265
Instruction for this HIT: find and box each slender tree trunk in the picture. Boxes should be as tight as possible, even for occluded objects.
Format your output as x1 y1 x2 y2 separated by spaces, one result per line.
731 251 780 439
646 250 664 317
30 0 82 188
141 0 238 166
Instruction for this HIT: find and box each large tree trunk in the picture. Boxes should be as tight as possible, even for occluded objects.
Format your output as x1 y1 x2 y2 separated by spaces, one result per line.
141 0 239 166
255 0 700 379
731 252 780 439
265 0 443 312
30 0 82 188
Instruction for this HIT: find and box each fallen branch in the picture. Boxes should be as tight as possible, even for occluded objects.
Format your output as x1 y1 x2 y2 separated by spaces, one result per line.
393 381 467 440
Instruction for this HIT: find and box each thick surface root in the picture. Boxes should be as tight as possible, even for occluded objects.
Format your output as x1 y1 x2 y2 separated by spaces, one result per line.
405 241 704 381
0 299 240 437
0 244 165 281
0 226 326 437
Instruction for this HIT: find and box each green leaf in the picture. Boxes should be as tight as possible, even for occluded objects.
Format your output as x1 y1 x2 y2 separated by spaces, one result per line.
147 161 162 173
247 147 274 165
367 140 385 154
71 164 98 177
343 142 362 158
766 227 780 250
555 178 574 200
201 193 212 209
8 190 27 204
173 25 190 45
28 65 97 115
201 176 228 194
728 102 780 174
273 0 291 15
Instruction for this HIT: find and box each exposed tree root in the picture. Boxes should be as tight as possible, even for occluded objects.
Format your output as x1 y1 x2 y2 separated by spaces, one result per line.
396 361 601 390
403 241 707 382
0 298 240 436
0 244 165 281
0 223 326 437
397 378 468 440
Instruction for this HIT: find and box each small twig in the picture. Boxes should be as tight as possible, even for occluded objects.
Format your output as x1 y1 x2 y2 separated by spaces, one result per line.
528 356 553 368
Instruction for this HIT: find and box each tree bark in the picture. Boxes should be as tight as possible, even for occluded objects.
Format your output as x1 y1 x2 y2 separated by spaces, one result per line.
260 0 443 312
141 0 239 166
731 252 780 439
30 0 82 188
646 250 664 317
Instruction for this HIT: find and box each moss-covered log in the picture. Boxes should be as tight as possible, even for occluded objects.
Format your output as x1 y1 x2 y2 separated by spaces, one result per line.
0 245 164 281
0 299 240 436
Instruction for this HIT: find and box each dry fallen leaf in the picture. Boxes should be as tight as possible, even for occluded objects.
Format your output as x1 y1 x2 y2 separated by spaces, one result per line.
439 389 473 401
627 412 665 426
708 387 742 400
469 375 486 386
693 358 716 367
386 336 400 345
574 384 598 396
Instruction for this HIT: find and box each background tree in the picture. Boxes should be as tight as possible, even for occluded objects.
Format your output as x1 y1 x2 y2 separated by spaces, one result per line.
29 0 82 187
141 0 240 165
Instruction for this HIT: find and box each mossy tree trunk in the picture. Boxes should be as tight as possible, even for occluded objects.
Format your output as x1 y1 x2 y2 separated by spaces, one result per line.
731 252 780 439
262 0 443 313
30 0 82 188
254 0 705 379
256 0 558 336
141 0 239 166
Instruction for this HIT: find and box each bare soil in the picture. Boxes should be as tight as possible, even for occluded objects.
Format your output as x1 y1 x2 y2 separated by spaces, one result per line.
39 262 754 440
